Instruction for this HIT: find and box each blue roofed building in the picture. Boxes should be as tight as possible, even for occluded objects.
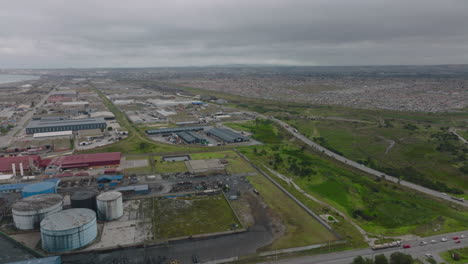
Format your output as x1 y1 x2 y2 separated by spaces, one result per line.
96 175 124 183
0 183 30 193
116 184 149 195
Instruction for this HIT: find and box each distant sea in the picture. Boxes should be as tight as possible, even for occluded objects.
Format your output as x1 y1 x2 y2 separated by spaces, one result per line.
0 74 39 85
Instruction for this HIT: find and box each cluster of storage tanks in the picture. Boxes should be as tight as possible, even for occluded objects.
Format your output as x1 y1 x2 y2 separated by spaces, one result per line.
11 182 124 252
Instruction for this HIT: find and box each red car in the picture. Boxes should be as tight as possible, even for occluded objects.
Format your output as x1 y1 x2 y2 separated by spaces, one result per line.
403 244 411 248
455 240 461 244
453 237 460 240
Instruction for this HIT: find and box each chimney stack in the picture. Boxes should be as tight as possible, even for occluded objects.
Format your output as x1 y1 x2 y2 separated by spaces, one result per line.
19 162 24 176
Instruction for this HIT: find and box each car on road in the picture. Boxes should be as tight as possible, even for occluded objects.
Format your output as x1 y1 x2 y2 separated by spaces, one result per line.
461 235 466 239
455 240 461 244
425 254 433 259
430 240 437 244
441 238 448 242
403 244 411 248
453 237 460 240
419 241 427 246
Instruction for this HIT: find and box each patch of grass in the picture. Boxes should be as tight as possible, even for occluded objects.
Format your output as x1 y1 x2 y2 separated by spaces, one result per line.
262 167 367 249
237 120 468 237
152 194 240 239
155 160 188 174
440 247 468 264
225 120 283 144
225 156 257 174
247 174 337 250
289 119 468 191
190 150 238 160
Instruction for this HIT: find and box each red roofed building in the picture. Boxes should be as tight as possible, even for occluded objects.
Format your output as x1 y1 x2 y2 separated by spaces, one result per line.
0 155 41 174
47 152 121 169
47 96 73 103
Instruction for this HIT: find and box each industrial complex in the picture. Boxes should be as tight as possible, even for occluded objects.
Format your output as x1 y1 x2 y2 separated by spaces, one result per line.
26 118 107 134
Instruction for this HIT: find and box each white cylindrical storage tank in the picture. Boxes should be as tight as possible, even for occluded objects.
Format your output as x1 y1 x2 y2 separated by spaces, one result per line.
96 191 123 221
40 208 97 252
12 194 63 230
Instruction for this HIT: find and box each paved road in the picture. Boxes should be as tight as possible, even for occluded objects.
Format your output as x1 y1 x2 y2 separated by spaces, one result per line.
265 116 467 207
450 127 468 144
259 231 468 264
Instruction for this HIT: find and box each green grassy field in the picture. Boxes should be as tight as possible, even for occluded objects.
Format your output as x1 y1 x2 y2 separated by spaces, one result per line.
258 168 367 249
240 143 468 237
225 120 283 144
288 119 468 193
230 117 468 237
151 194 241 239
440 247 468 263
247 174 338 250
154 159 188 174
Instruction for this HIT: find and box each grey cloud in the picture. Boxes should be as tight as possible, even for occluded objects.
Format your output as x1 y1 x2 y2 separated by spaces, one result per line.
1 0 468 68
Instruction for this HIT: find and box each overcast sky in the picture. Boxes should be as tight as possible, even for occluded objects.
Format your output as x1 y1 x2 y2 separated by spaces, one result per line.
1 0 468 68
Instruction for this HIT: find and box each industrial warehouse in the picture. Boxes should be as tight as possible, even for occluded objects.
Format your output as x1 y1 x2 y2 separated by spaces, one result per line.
0 78 292 264
146 125 253 146
0 152 122 182
25 117 107 134
0 149 255 263
206 128 249 143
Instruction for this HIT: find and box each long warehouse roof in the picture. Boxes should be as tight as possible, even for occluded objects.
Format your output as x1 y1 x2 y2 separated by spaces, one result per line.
207 128 246 142
27 118 106 129
146 126 204 135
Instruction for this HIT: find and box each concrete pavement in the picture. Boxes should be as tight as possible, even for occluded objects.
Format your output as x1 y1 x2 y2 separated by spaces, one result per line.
266 116 467 208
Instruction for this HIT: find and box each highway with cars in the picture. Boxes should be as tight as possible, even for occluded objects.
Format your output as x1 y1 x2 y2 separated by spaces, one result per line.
259 231 467 264
266 116 467 208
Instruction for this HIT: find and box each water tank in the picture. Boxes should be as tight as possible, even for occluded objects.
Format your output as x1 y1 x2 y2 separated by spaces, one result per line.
22 182 56 198
40 208 97 252
96 191 123 221
71 190 97 212
12 194 63 230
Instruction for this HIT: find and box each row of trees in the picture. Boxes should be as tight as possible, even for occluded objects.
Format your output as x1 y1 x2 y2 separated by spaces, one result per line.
358 157 464 194
352 252 414 264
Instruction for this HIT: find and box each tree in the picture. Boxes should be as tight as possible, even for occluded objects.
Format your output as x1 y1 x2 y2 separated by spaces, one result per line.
389 252 413 264
139 142 148 150
374 254 388 264
107 126 113 131
352 256 367 264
